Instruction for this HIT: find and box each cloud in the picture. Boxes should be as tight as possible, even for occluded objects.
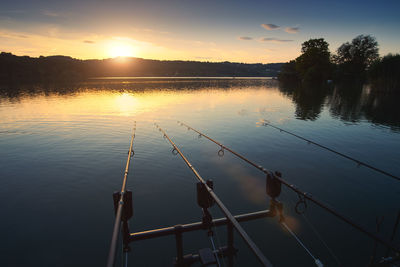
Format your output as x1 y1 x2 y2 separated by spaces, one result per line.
83 40 95 44
195 56 212 60
42 10 61 17
260 37 293 43
285 27 300 34
0 31 28 39
238 36 253 40
0 10 26 15
261 24 280 30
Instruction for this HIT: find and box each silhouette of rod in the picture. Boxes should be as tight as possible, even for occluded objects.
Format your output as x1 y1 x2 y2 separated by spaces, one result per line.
178 121 400 253
261 120 400 182
107 122 136 267
155 123 273 267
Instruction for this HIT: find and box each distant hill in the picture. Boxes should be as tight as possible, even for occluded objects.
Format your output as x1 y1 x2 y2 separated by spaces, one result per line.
0 52 283 84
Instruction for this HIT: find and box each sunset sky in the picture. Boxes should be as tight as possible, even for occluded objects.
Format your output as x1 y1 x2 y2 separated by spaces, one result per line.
1 0 399 63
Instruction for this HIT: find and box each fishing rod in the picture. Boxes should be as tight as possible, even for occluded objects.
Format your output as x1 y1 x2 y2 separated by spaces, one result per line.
177 121 400 253
107 122 136 267
261 120 400 182
155 123 273 267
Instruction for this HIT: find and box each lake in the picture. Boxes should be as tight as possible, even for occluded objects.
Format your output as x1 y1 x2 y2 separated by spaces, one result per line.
0 78 399 267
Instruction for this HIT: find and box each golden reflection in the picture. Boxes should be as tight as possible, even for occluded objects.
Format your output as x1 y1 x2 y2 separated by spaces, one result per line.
114 93 138 116
0 85 290 127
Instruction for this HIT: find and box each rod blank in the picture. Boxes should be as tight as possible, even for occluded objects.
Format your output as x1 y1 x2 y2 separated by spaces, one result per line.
261 120 400 182
107 122 136 267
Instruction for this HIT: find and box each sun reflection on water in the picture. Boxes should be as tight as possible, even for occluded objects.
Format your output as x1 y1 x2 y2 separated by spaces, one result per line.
114 93 138 116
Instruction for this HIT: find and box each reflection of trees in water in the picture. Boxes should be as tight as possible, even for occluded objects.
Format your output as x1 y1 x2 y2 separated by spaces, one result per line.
279 82 400 132
328 84 400 131
0 79 276 102
363 91 400 131
279 83 329 120
0 82 83 103
327 82 364 122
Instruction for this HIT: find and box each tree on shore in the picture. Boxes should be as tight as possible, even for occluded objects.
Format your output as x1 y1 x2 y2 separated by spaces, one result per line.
368 53 400 92
278 60 298 85
333 35 379 81
278 38 332 87
296 38 332 86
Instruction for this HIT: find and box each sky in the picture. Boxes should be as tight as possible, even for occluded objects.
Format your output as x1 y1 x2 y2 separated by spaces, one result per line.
1 0 399 63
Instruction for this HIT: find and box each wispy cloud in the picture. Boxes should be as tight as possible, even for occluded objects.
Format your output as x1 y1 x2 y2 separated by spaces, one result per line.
260 37 293 43
195 56 212 60
238 36 253 40
0 10 26 14
42 10 62 17
285 27 299 34
0 31 28 39
83 40 95 44
261 24 280 30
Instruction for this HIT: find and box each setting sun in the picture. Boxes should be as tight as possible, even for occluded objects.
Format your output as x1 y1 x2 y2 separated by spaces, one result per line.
109 44 135 58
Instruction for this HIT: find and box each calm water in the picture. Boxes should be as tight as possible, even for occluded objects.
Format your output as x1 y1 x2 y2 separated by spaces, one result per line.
0 79 399 267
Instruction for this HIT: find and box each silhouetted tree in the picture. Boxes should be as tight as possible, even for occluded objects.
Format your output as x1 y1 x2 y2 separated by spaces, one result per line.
279 38 332 87
333 35 379 81
278 60 299 86
368 53 400 92
295 38 332 86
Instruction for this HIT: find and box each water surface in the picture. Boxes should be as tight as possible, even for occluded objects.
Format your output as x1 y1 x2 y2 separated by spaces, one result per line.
0 79 399 266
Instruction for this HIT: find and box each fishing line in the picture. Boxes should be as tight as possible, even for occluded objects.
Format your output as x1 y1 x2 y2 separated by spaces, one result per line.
209 207 227 267
308 217 342 260
261 120 400 182
281 221 324 267
123 248 128 267
210 235 222 267
301 213 342 266
281 189 343 266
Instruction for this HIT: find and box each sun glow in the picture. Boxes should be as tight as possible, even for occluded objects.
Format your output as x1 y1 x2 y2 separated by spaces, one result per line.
109 44 135 58
114 93 138 115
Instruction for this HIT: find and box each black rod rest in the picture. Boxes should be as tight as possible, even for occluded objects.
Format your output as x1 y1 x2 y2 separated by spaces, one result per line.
128 209 279 266
127 198 284 267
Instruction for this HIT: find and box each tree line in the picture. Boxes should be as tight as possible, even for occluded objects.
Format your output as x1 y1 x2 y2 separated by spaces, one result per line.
278 35 400 92
0 52 282 85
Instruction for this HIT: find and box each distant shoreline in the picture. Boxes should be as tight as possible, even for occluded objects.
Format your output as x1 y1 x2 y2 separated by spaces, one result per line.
89 76 275 80
0 52 282 84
